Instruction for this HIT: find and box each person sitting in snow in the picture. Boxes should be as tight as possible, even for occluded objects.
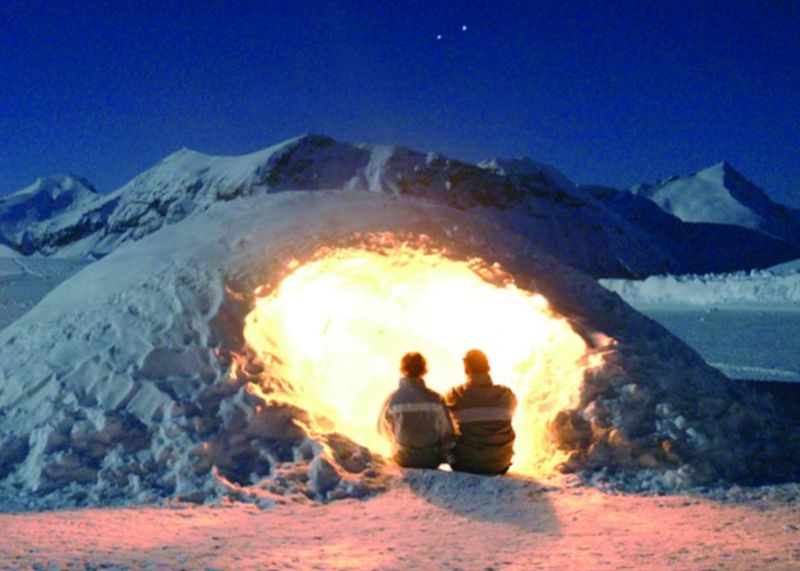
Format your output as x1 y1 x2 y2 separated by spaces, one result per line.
378 352 455 469
445 349 517 475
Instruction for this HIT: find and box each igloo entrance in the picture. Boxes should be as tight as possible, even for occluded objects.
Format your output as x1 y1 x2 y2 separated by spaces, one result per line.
243 233 604 477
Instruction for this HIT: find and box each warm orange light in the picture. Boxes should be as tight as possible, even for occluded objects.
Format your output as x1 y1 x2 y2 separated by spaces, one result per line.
243 234 595 477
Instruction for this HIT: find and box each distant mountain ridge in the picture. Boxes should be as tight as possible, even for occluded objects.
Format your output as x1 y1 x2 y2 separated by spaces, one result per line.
630 161 800 245
0 175 98 249
584 184 799 274
1 135 798 277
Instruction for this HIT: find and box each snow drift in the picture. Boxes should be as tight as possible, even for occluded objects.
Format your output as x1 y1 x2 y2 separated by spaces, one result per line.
601 270 800 307
1 191 798 509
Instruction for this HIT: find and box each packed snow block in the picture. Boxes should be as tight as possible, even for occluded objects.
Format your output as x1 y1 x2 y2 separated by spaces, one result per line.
307 455 342 497
0 191 799 509
323 433 374 475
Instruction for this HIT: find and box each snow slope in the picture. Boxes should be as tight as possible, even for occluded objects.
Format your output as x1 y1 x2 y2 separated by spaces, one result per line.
1 191 797 509
478 157 577 190
771 256 800 274
631 162 800 244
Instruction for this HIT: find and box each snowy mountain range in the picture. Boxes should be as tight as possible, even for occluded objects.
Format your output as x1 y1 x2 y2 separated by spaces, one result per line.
631 162 800 243
2 135 798 277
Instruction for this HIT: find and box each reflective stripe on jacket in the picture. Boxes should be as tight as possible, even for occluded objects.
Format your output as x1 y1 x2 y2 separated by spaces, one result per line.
445 373 517 474
379 377 455 469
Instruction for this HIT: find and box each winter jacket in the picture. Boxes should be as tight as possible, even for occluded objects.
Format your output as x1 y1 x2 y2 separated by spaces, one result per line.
445 373 517 474
378 377 455 469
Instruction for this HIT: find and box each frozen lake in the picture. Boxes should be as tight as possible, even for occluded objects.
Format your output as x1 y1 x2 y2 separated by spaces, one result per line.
0 257 88 331
641 307 800 382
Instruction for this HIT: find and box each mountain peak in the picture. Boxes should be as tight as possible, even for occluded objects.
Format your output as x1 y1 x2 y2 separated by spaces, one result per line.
697 160 740 180
21 174 98 199
629 162 799 243
1 174 100 246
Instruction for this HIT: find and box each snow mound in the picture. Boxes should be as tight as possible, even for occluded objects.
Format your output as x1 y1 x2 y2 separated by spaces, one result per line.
601 270 800 308
1 191 798 508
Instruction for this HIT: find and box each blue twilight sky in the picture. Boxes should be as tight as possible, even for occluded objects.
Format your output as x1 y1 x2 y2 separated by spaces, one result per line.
1 1 799 206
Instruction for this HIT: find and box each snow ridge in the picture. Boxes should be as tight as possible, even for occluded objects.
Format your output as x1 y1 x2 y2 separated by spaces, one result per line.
601 269 800 307
3 136 799 277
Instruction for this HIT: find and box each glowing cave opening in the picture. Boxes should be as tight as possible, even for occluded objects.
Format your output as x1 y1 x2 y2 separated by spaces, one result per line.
243 234 595 477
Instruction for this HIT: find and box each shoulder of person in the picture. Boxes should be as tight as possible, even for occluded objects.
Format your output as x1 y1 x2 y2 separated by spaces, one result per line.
493 383 517 399
444 383 465 403
497 383 516 395
417 385 442 401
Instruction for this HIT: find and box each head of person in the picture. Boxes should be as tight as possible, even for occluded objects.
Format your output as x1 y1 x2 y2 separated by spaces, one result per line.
463 349 490 375
400 351 428 378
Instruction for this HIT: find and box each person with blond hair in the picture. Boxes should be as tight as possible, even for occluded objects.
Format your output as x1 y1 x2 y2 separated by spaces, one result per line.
378 352 455 468
445 349 517 475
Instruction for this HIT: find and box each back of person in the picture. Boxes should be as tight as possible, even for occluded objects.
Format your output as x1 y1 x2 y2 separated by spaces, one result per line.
379 352 454 469
445 350 517 475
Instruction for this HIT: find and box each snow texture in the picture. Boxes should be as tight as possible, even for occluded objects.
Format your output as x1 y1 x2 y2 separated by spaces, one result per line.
4 472 800 569
1 191 798 509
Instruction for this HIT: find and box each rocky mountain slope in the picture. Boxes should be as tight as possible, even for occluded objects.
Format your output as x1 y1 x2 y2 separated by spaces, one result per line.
585 184 800 274
0 135 677 277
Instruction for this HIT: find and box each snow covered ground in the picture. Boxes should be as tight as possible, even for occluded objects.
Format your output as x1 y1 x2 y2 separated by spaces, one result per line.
602 267 800 381
1 156 799 568
1 471 799 570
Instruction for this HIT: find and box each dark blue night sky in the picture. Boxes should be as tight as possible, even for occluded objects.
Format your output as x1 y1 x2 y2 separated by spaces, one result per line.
2 1 799 205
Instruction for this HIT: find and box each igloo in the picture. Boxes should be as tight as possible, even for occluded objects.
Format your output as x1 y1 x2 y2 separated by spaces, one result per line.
0 191 796 507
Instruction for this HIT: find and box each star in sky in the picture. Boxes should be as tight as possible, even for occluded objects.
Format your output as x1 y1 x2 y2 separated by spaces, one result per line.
436 25 468 40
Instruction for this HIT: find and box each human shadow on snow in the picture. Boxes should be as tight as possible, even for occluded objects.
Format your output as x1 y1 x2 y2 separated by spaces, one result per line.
401 468 561 533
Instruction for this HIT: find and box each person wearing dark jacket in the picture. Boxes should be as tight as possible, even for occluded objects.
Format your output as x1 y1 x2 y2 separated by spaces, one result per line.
378 352 455 469
445 349 517 475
